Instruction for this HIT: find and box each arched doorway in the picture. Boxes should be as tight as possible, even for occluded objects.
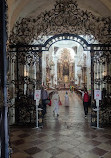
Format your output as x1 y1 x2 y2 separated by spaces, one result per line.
43 38 90 90
0 1 111 157
8 0 111 127
8 33 92 125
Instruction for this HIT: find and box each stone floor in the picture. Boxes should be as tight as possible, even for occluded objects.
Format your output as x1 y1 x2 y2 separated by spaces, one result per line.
10 91 111 158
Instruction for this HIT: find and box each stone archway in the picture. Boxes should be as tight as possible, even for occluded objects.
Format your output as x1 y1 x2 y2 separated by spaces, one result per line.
8 0 111 127
9 0 111 45
44 33 89 51
41 34 90 90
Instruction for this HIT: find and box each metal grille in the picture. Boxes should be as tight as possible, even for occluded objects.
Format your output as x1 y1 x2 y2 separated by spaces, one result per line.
8 0 111 127
8 47 42 124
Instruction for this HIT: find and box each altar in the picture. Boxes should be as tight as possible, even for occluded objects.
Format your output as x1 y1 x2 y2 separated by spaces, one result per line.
57 48 75 86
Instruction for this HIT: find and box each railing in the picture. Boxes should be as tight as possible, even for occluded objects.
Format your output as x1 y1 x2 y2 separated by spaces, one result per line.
91 97 111 128
8 95 44 127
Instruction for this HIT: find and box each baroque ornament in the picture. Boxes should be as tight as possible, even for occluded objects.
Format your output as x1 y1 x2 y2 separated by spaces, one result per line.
9 0 111 45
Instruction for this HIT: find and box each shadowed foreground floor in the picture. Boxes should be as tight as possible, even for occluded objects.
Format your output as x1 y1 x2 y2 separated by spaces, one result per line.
10 91 111 158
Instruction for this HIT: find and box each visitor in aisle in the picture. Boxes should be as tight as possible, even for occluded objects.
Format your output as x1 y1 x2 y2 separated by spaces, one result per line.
83 88 89 118
71 86 74 93
41 86 49 115
64 91 69 106
52 90 60 117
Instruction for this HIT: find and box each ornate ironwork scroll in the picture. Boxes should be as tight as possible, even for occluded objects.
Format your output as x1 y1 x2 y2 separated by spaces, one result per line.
94 51 111 86
91 50 111 127
9 33 111 52
7 47 42 124
9 0 111 45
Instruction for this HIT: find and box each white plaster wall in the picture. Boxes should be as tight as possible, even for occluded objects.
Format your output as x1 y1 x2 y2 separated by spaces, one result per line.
53 52 58 85
75 44 83 85
86 51 91 93
42 51 47 85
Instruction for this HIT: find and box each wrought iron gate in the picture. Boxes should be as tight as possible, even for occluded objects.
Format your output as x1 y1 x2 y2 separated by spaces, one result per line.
91 50 111 127
8 34 111 128
8 0 111 127
8 46 42 125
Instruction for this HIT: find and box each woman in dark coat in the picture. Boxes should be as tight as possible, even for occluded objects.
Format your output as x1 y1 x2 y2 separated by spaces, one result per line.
83 89 89 118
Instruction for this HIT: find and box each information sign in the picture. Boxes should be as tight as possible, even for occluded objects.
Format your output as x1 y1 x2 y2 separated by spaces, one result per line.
34 90 41 128
94 90 101 100
34 90 41 101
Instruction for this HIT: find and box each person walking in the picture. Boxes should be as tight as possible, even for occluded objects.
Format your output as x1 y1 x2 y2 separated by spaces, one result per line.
41 86 49 115
70 85 72 92
83 89 89 118
64 91 69 106
82 90 85 104
52 90 60 116
64 83 65 89
71 86 74 93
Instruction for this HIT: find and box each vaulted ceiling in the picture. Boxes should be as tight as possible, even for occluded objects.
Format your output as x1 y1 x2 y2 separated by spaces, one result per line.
7 0 111 33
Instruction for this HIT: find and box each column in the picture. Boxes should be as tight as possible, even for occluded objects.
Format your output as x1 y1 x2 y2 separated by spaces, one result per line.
94 62 96 89
15 48 19 123
102 59 105 88
107 60 110 93
90 49 94 102
101 63 103 89
12 55 15 98
109 62 111 93
96 62 98 89
104 60 107 90
100 63 101 90
0 0 9 157
38 48 42 89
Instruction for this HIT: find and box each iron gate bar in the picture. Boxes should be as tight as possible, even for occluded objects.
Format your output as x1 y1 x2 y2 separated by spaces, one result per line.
9 33 111 52
9 44 111 52
9 45 111 52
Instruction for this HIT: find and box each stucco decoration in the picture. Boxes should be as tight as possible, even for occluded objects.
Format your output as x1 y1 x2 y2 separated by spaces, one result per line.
9 0 111 45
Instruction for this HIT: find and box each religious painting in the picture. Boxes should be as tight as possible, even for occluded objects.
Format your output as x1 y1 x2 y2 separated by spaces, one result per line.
57 48 75 85
64 75 68 83
63 62 69 76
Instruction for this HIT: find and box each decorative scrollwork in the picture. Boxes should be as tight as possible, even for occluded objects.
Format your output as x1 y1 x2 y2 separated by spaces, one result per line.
94 51 111 64
9 0 111 45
